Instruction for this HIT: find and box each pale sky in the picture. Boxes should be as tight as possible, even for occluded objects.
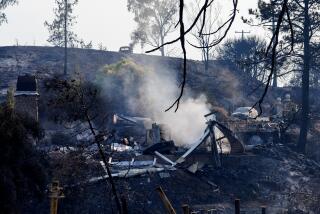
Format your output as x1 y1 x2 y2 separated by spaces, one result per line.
0 0 268 60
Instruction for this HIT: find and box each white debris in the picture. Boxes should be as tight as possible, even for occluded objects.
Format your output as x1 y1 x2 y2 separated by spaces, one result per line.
109 158 156 168
111 143 133 152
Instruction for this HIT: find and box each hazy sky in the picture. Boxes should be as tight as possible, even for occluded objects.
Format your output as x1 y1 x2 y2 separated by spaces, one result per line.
0 0 267 59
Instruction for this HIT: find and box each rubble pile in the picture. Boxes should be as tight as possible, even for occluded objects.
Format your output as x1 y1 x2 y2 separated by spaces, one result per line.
41 106 320 214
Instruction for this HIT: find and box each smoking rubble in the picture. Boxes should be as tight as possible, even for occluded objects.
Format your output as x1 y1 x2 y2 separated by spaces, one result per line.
97 58 211 146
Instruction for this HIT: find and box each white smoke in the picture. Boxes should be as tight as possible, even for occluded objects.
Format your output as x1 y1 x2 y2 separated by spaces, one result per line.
135 68 211 146
100 59 211 146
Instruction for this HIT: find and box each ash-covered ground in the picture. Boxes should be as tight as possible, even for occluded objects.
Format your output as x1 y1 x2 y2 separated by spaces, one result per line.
35 143 320 214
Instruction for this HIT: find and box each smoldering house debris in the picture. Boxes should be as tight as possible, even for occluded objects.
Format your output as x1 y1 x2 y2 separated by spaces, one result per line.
39 59 320 213
77 112 245 184
48 103 318 213
37 59 319 213
94 108 280 180
51 100 320 213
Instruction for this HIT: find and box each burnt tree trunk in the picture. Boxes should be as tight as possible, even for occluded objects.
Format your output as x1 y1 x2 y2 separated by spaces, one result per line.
201 35 209 72
64 0 68 75
204 46 209 72
160 34 165 57
298 0 310 153
272 58 277 87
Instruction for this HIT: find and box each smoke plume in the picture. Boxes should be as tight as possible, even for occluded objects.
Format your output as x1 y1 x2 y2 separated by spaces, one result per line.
99 58 211 146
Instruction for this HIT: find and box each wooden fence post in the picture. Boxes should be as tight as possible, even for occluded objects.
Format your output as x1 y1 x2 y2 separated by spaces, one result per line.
182 204 190 214
121 196 128 214
235 199 240 214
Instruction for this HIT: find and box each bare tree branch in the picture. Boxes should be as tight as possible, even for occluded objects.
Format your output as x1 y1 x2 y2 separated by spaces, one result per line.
165 0 186 112
147 0 237 112
252 0 290 115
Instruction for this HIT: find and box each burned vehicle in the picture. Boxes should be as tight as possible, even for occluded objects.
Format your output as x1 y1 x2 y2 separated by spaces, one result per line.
226 107 280 149
231 107 258 120
118 46 133 54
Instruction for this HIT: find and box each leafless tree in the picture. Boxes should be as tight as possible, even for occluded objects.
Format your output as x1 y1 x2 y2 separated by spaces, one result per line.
98 42 108 51
128 0 178 56
146 0 239 112
188 0 222 72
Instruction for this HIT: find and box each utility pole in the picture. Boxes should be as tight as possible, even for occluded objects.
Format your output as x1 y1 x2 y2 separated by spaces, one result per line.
234 30 250 74
235 30 250 40
49 181 65 214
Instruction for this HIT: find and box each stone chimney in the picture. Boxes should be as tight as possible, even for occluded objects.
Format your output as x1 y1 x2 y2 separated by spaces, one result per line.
14 74 39 122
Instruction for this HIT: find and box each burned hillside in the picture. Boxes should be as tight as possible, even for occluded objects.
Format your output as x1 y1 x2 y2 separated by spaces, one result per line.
0 46 253 108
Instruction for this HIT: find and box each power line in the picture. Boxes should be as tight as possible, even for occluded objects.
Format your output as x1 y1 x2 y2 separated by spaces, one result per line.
235 30 250 40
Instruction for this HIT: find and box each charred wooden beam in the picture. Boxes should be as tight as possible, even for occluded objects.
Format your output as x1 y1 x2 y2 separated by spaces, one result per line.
156 186 177 214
